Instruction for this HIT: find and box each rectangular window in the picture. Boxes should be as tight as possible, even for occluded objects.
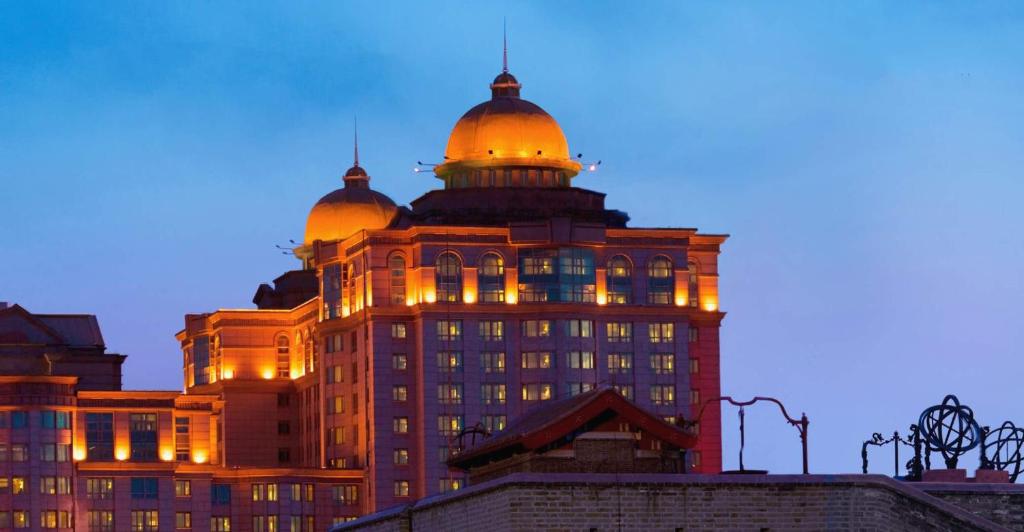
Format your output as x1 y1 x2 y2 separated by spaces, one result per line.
129 413 158 461
481 352 506 373
567 319 593 337
175 480 191 497
521 351 552 369
278 421 291 434
393 417 409 434
567 351 594 369
437 415 464 436
11 444 27 462
437 351 463 372
478 320 504 341
11 411 28 428
392 353 407 370
393 385 409 402
305 484 314 502
392 323 407 339
267 483 278 501
608 353 633 373
481 415 507 433
393 448 409 465
211 484 231 505
394 480 410 497
333 485 359 504
88 510 114 532
437 320 462 341
690 358 699 374
86 412 114 460
130 478 158 499
437 384 463 405
567 382 594 396
521 320 551 337
176 512 191 530
480 383 507 405
439 478 464 493
651 353 675 374
331 396 345 414
521 383 553 401
252 483 265 501
689 326 699 343
211 517 231 532
607 322 633 342
651 385 676 405
175 416 191 461
690 389 700 405
648 322 674 343
130 510 159 531
12 511 27 529
614 384 634 399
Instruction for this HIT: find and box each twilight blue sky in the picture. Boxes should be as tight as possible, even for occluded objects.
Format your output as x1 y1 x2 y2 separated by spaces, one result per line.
2 2 1023 475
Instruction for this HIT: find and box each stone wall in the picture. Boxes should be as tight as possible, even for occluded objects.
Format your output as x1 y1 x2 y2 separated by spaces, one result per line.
923 483 1024 531
333 474 1014 532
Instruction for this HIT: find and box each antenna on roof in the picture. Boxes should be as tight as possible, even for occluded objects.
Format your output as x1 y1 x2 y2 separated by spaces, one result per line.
502 18 508 73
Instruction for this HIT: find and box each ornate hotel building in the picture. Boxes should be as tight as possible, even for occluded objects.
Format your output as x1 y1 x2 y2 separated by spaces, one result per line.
0 61 725 530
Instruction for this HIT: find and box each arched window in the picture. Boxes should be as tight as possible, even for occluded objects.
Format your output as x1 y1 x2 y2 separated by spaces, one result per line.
389 254 407 305
303 330 314 374
647 256 674 305
478 253 505 303
606 256 632 304
436 253 463 303
276 335 290 378
688 261 700 308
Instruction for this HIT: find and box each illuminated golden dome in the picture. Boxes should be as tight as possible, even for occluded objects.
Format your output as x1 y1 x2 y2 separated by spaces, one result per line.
434 71 582 184
303 165 398 245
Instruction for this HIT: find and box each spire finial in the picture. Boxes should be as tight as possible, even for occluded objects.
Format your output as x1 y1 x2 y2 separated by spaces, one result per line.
502 18 508 73
353 116 359 167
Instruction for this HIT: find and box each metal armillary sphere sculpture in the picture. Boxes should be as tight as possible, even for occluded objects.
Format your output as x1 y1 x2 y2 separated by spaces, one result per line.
981 421 1024 482
918 395 982 469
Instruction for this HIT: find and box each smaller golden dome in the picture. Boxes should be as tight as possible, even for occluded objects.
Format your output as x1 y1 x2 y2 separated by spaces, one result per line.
303 167 398 244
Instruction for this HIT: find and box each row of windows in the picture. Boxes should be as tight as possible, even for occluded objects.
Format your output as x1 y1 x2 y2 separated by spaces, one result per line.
379 251 699 306
0 511 337 532
0 410 70 429
430 351 699 374
0 443 71 462
430 320 697 343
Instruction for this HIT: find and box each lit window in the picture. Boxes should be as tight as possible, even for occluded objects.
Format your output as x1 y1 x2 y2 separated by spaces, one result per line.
87 478 113 500
479 320 504 341
437 351 463 372
688 261 700 307
651 385 676 406
394 480 410 497
175 480 191 497
393 417 409 434
437 320 463 341
481 352 506 373
439 478 464 493
130 510 159 531
438 415 464 436
435 253 463 302
521 383 553 401
478 253 506 302
333 485 359 504
606 322 633 342
567 351 594 369
481 384 506 405
437 384 463 405
521 352 552 369
606 255 633 304
176 512 192 530
567 319 593 337
521 320 551 337
690 358 699 374
88 511 113 531
389 254 407 305
393 385 409 402
175 416 191 461
392 323 407 339
608 353 633 373
613 385 634 399
567 382 594 396
648 323 674 343
211 517 231 532
392 353 408 370
647 256 674 304
393 449 409 465
276 335 290 377
481 415 507 432
651 354 674 375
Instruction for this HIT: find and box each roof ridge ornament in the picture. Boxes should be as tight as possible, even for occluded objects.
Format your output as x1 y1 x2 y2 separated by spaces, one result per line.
344 116 369 185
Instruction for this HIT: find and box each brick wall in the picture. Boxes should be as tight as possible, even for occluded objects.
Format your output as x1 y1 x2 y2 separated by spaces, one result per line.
923 483 1024 530
333 474 1010 532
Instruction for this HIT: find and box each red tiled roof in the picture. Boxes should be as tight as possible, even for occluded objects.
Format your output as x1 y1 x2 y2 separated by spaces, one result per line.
449 386 697 469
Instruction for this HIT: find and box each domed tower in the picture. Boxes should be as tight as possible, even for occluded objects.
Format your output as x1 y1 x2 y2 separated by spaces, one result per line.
433 61 582 189
299 138 398 266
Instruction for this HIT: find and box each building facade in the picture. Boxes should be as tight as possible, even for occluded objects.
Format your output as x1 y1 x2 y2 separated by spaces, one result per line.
177 64 727 513
0 59 726 529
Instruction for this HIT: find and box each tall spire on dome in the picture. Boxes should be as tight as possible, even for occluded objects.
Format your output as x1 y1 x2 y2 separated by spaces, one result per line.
491 19 521 99
344 116 369 186
502 17 508 74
